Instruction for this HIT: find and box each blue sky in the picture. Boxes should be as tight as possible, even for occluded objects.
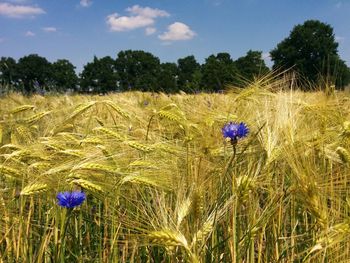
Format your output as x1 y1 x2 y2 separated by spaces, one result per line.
0 0 349 73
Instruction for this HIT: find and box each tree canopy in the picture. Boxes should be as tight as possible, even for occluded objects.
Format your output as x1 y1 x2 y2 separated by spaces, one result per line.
177 55 201 92
115 50 160 92
0 57 17 86
51 59 78 91
201 53 237 91
80 56 117 93
16 54 52 93
234 50 269 85
158 62 178 93
270 20 350 88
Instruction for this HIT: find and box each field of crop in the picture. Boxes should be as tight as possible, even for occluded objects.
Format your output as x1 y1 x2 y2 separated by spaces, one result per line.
1 79 350 262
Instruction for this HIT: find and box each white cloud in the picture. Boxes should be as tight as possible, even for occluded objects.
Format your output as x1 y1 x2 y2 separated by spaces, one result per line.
335 2 342 8
145 27 156 35
42 27 57 32
80 0 92 7
25 31 35 37
158 22 196 41
106 5 169 32
0 2 45 18
106 13 154 31
126 5 169 18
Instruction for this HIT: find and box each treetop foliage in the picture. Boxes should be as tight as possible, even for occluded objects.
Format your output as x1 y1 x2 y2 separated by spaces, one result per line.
0 49 269 94
271 20 350 88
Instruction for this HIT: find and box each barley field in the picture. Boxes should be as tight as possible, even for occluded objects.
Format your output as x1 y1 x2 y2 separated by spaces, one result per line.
1 79 350 262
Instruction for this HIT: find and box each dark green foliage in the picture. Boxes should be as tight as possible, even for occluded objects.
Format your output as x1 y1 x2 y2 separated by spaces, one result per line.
321 56 350 89
0 57 17 85
51 59 78 91
201 52 237 91
234 50 270 86
177 55 201 92
16 54 53 94
158 62 178 93
270 20 350 89
115 50 160 91
80 56 117 93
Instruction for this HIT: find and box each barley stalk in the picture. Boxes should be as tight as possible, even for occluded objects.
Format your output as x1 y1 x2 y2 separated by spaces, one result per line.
24 111 51 124
73 162 118 174
191 190 203 222
103 100 130 119
10 105 35 114
80 137 104 145
67 101 96 120
148 229 189 248
177 197 192 228
192 220 213 246
0 164 22 179
126 141 155 153
20 183 48 196
15 126 33 143
70 178 103 193
128 160 158 169
94 127 126 141
158 110 183 123
29 162 51 171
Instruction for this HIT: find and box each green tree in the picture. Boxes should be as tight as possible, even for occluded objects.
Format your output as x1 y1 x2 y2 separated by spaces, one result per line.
17 54 52 93
158 62 178 93
201 53 237 91
115 50 160 91
51 59 78 92
80 56 117 93
234 50 270 86
0 57 17 85
321 56 350 89
177 55 200 92
270 20 350 89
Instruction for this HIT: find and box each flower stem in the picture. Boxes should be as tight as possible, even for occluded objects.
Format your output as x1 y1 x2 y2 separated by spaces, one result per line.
58 209 73 262
222 142 237 180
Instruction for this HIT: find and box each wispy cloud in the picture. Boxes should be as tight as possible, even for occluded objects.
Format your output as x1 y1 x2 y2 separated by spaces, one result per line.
42 27 57 32
145 27 156 35
25 31 35 37
126 5 169 18
80 0 92 8
0 37 5 43
106 5 169 32
158 22 196 41
0 2 45 18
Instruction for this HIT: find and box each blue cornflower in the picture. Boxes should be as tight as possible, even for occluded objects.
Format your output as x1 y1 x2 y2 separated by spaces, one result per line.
57 191 86 208
222 122 249 143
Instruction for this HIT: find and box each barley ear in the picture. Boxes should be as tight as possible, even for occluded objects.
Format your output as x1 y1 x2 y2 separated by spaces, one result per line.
20 183 48 196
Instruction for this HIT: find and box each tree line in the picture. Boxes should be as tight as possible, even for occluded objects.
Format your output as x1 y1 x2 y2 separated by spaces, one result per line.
1 20 350 94
0 50 268 94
